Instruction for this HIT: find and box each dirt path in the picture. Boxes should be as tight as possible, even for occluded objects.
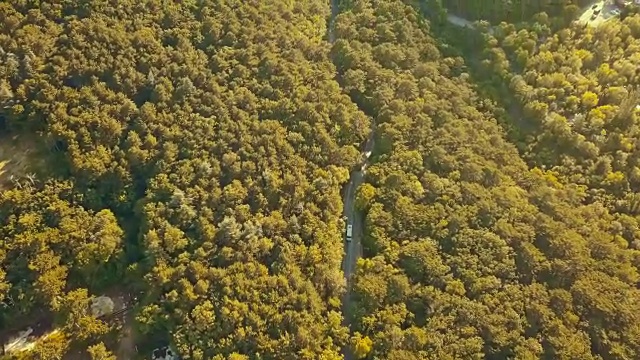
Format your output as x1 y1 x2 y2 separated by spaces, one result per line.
103 291 138 360
117 321 136 360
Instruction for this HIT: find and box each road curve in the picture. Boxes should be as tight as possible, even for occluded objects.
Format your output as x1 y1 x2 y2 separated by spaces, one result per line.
445 13 496 34
446 13 475 28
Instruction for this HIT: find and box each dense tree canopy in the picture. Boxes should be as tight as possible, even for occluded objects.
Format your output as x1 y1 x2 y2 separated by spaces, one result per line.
2 0 640 359
479 15 640 216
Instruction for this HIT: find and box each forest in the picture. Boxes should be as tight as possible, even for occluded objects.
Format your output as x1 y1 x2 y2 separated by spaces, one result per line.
1 0 640 359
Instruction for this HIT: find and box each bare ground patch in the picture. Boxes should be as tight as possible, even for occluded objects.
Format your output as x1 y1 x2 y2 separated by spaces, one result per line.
0 133 46 190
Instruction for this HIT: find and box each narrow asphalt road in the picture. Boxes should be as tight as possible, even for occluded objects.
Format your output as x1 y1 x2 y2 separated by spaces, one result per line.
327 1 376 359
340 136 373 360
329 0 338 43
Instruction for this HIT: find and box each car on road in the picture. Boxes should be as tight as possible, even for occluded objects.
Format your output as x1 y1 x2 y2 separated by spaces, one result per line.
346 224 353 242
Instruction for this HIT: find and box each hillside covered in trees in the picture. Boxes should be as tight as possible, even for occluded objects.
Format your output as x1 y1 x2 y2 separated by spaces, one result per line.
1 0 640 359
477 13 640 216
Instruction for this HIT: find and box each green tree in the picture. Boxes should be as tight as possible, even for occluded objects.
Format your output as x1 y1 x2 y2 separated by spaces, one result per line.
87 342 117 360
355 183 376 211
353 334 373 359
